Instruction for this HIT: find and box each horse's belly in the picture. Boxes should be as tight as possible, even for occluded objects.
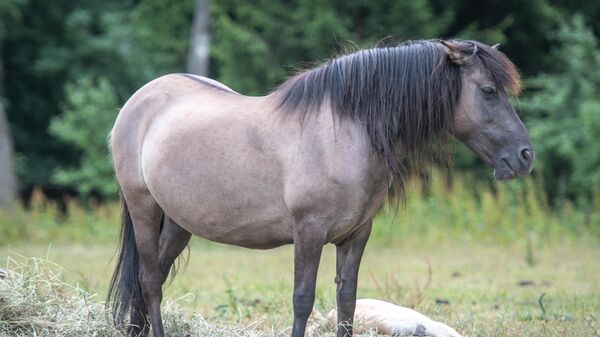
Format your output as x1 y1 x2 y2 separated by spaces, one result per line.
184 216 294 249
153 178 295 249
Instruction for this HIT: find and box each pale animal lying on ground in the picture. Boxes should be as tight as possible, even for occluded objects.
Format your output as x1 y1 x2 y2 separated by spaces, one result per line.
327 299 464 337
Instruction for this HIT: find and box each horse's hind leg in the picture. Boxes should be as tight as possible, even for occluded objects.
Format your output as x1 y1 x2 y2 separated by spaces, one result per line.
158 216 192 279
125 193 167 337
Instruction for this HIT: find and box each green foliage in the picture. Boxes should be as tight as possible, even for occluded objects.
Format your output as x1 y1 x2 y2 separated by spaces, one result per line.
371 170 599 246
211 1 288 94
2 0 600 207
129 0 193 76
3 0 133 189
436 0 560 76
0 188 120 244
49 76 119 198
0 0 20 38
519 16 600 203
210 0 451 94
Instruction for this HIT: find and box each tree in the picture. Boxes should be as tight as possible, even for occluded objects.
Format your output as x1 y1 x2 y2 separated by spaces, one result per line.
520 15 600 203
187 0 210 75
45 0 194 199
0 102 17 206
49 76 120 198
3 0 135 193
4 0 600 203
0 0 18 206
210 0 451 95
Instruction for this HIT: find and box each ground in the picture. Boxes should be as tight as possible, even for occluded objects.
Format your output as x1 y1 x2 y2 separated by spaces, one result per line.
2 237 599 336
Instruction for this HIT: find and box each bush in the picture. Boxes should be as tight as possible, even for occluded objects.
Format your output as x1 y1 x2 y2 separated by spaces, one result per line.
519 15 600 204
49 76 119 199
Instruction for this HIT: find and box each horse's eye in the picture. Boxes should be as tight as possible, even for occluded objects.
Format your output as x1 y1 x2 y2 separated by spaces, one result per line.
481 86 497 96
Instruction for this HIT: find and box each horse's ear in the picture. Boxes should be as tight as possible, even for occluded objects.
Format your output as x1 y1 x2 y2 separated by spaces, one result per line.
440 40 478 65
491 43 500 49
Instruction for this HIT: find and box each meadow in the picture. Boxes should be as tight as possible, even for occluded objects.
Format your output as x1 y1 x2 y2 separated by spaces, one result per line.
3 1 600 336
1 171 599 336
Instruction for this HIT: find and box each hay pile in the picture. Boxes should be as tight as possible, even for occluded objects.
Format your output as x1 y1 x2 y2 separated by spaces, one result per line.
0 258 377 337
0 257 121 336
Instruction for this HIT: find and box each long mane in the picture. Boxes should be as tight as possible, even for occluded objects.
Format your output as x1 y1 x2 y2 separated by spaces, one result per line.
272 39 520 196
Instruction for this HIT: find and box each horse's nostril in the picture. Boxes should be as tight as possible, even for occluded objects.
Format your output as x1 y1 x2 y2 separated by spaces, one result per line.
521 148 533 164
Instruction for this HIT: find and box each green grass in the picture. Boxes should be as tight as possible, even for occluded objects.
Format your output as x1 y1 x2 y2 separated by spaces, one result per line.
2 238 599 336
1 170 600 247
1 171 599 335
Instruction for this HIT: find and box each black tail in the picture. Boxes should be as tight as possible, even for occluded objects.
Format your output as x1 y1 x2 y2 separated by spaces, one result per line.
107 196 149 336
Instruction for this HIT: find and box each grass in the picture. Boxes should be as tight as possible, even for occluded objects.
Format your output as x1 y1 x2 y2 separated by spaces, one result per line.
0 171 599 336
0 256 328 337
1 238 599 336
1 170 599 247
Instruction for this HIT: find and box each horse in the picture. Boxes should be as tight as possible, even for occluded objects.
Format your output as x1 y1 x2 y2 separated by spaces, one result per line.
107 39 533 337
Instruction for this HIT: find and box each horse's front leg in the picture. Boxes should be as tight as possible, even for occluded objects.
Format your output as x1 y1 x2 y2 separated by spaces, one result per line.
335 220 372 337
291 222 326 337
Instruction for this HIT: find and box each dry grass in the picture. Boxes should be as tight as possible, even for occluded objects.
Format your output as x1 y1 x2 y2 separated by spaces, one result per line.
1 240 599 337
0 257 384 337
0 257 120 336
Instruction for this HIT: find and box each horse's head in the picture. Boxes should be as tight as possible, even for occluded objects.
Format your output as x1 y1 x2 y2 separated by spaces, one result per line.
443 40 533 180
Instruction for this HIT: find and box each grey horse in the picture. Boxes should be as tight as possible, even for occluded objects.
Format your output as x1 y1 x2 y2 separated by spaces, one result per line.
108 39 533 337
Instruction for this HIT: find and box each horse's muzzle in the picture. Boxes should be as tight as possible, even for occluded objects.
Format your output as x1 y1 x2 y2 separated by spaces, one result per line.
494 146 534 180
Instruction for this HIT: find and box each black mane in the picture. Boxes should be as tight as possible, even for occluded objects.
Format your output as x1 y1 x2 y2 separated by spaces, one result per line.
273 39 520 196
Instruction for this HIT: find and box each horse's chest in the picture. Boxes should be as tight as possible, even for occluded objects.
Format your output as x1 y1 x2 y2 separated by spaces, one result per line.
280 167 387 244
322 183 388 243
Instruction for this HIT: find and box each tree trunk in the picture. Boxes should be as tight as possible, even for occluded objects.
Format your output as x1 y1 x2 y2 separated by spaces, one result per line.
0 102 17 207
0 35 18 207
186 0 211 76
